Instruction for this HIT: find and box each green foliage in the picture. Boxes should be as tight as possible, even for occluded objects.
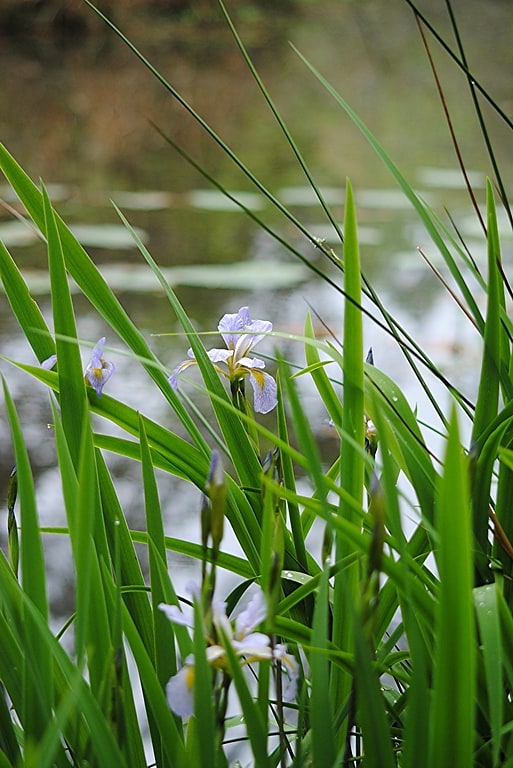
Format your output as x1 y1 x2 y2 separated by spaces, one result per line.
0 1 512 766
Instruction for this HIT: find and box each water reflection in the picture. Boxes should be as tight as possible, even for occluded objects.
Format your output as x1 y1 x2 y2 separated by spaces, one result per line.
0 0 512 617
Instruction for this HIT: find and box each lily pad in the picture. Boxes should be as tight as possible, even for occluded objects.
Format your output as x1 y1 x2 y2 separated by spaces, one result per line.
111 190 173 210
186 189 265 211
9 260 309 295
70 223 148 249
0 220 39 246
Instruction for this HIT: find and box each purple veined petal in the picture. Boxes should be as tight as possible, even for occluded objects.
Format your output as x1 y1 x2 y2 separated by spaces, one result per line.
207 347 233 365
166 657 195 719
84 338 115 397
85 361 115 397
234 587 267 638
249 369 277 414
87 337 108 372
218 307 251 349
233 319 272 361
219 307 272 358
168 358 198 389
41 354 57 370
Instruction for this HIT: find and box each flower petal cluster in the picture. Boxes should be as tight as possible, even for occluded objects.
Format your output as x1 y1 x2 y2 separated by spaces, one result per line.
84 337 115 396
41 337 115 397
159 586 298 719
169 307 277 414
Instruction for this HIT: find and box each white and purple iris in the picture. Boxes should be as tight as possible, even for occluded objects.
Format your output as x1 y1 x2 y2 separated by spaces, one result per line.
159 585 298 719
41 337 115 398
84 337 115 397
169 307 277 414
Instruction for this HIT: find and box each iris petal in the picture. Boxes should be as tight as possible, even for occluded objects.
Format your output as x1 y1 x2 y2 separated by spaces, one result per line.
84 338 115 397
249 370 278 414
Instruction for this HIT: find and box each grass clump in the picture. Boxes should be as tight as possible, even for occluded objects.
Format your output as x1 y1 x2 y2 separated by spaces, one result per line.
0 1 512 766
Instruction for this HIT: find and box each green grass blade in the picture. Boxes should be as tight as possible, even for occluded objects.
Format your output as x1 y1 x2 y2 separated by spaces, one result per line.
331 180 365 747
42 182 86 467
120 590 187 768
73 411 98 666
304 312 342 427
0 239 55 364
309 566 335 768
96 452 156 656
0 654 22 764
0 141 208 453
353 611 396 768
365 363 436 525
221 631 271 768
292 48 484 334
139 415 180 693
2 378 54 747
0 549 127 766
276 372 308 573
471 180 504 582
218 0 343 246
191 599 217 768
429 407 475 768
474 583 503 766
113 203 262 489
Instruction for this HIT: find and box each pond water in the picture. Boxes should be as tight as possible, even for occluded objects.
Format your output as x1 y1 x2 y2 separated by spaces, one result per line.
0 0 512 619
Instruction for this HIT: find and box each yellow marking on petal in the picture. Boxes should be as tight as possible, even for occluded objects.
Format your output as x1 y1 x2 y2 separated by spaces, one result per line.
185 665 195 691
250 369 265 388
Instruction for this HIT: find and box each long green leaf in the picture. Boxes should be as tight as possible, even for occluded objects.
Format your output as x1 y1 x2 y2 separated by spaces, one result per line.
471 180 504 583
331 179 365 748
353 611 396 768
43 182 86 467
429 407 475 768
0 239 55 364
474 583 503 766
2 378 53 746
113 203 263 491
0 141 208 454
309 567 335 768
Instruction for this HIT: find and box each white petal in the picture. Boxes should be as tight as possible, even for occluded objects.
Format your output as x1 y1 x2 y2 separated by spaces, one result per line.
237 356 265 370
274 646 299 701
207 347 233 364
166 661 195 719
233 632 272 659
235 588 267 638
158 602 193 628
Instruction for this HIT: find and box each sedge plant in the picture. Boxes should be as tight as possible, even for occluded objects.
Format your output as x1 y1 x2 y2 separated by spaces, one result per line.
0 1 512 766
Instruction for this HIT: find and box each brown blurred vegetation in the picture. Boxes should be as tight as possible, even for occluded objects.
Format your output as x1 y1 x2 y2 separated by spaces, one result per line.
0 0 291 39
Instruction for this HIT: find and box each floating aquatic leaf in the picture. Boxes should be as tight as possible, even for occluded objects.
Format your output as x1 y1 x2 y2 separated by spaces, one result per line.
3 260 308 296
0 221 39 246
417 167 485 189
69 223 148 249
111 190 173 210
186 189 265 211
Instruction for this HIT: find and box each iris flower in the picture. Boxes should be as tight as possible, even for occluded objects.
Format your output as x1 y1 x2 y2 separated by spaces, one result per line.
84 337 115 397
159 586 298 719
41 337 115 398
169 306 277 414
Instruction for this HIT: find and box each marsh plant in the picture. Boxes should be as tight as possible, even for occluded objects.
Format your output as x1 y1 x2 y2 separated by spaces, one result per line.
0 1 512 766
